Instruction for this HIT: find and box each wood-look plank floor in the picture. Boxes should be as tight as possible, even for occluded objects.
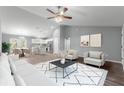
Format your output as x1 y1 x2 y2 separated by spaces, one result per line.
102 61 124 86
78 57 124 86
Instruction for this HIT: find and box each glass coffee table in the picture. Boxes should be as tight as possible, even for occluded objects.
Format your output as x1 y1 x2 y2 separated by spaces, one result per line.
49 59 78 80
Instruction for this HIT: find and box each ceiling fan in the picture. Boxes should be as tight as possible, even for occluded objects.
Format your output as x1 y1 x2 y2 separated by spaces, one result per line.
46 6 72 22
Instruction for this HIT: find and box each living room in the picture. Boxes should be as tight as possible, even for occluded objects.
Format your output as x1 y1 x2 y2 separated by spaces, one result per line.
0 5 124 87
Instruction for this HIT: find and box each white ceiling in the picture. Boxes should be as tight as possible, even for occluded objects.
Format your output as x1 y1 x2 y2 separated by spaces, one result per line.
19 6 124 26
1 6 124 38
0 6 58 38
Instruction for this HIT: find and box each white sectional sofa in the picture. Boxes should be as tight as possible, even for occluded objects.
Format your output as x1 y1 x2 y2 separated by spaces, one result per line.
0 53 57 86
0 53 15 86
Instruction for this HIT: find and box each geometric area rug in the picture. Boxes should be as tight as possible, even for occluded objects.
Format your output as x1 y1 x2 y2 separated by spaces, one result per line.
35 62 108 86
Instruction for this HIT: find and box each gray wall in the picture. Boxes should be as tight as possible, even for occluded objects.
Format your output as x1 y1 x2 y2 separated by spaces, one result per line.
60 25 122 61
2 33 35 49
60 26 65 50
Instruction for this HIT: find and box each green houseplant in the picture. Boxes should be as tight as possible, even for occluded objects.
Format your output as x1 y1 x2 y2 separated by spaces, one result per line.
2 42 11 54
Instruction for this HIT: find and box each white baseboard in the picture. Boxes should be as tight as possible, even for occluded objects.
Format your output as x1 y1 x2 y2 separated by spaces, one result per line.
79 56 122 64
105 59 122 64
106 60 124 71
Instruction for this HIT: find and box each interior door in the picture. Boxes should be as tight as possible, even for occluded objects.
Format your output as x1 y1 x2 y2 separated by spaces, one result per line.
53 37 59 53
65 37 70 50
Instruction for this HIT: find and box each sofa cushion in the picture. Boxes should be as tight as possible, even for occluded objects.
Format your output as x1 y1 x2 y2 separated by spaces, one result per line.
0 66 15 86
13 73 26 86
13 60 57 86
8 57 17 74
89 51 102 59
0 53 11 74
8 54 19 61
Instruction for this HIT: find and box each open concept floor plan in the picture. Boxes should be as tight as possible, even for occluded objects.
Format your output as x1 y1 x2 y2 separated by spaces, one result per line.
0 6 124 86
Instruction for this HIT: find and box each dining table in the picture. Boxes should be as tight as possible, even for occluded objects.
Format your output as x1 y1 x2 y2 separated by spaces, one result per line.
16 48 29 57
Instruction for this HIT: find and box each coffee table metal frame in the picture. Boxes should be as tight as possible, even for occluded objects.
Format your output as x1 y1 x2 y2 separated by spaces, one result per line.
49 60 78 82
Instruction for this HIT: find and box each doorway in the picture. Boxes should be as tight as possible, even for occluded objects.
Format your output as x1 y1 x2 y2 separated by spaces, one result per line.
65 37 70 51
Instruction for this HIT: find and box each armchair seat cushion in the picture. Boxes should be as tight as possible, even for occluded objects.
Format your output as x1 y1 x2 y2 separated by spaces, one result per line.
84 57 103 66
66 55 73 59
85 57 102 63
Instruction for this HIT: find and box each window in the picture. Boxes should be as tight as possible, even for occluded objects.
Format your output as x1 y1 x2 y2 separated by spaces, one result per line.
10 38 18 51
17 37 27 48
10 37 27 50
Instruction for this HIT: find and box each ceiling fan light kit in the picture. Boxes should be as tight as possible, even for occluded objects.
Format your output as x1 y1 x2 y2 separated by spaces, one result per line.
55 16 63 23
46 6 72 23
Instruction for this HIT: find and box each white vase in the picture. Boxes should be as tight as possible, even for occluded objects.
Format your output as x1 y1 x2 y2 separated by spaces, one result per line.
61 58 65 64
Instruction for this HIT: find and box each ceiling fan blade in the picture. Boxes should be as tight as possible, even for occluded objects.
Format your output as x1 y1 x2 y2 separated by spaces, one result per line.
46 9 56 14
47 16 56 19
63 16 72 19
63 7 68 13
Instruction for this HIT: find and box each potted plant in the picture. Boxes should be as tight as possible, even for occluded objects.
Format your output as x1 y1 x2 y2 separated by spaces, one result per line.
2 42 11 54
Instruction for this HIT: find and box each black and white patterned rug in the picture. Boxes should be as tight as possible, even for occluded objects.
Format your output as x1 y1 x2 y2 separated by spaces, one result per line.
35 62 107 86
